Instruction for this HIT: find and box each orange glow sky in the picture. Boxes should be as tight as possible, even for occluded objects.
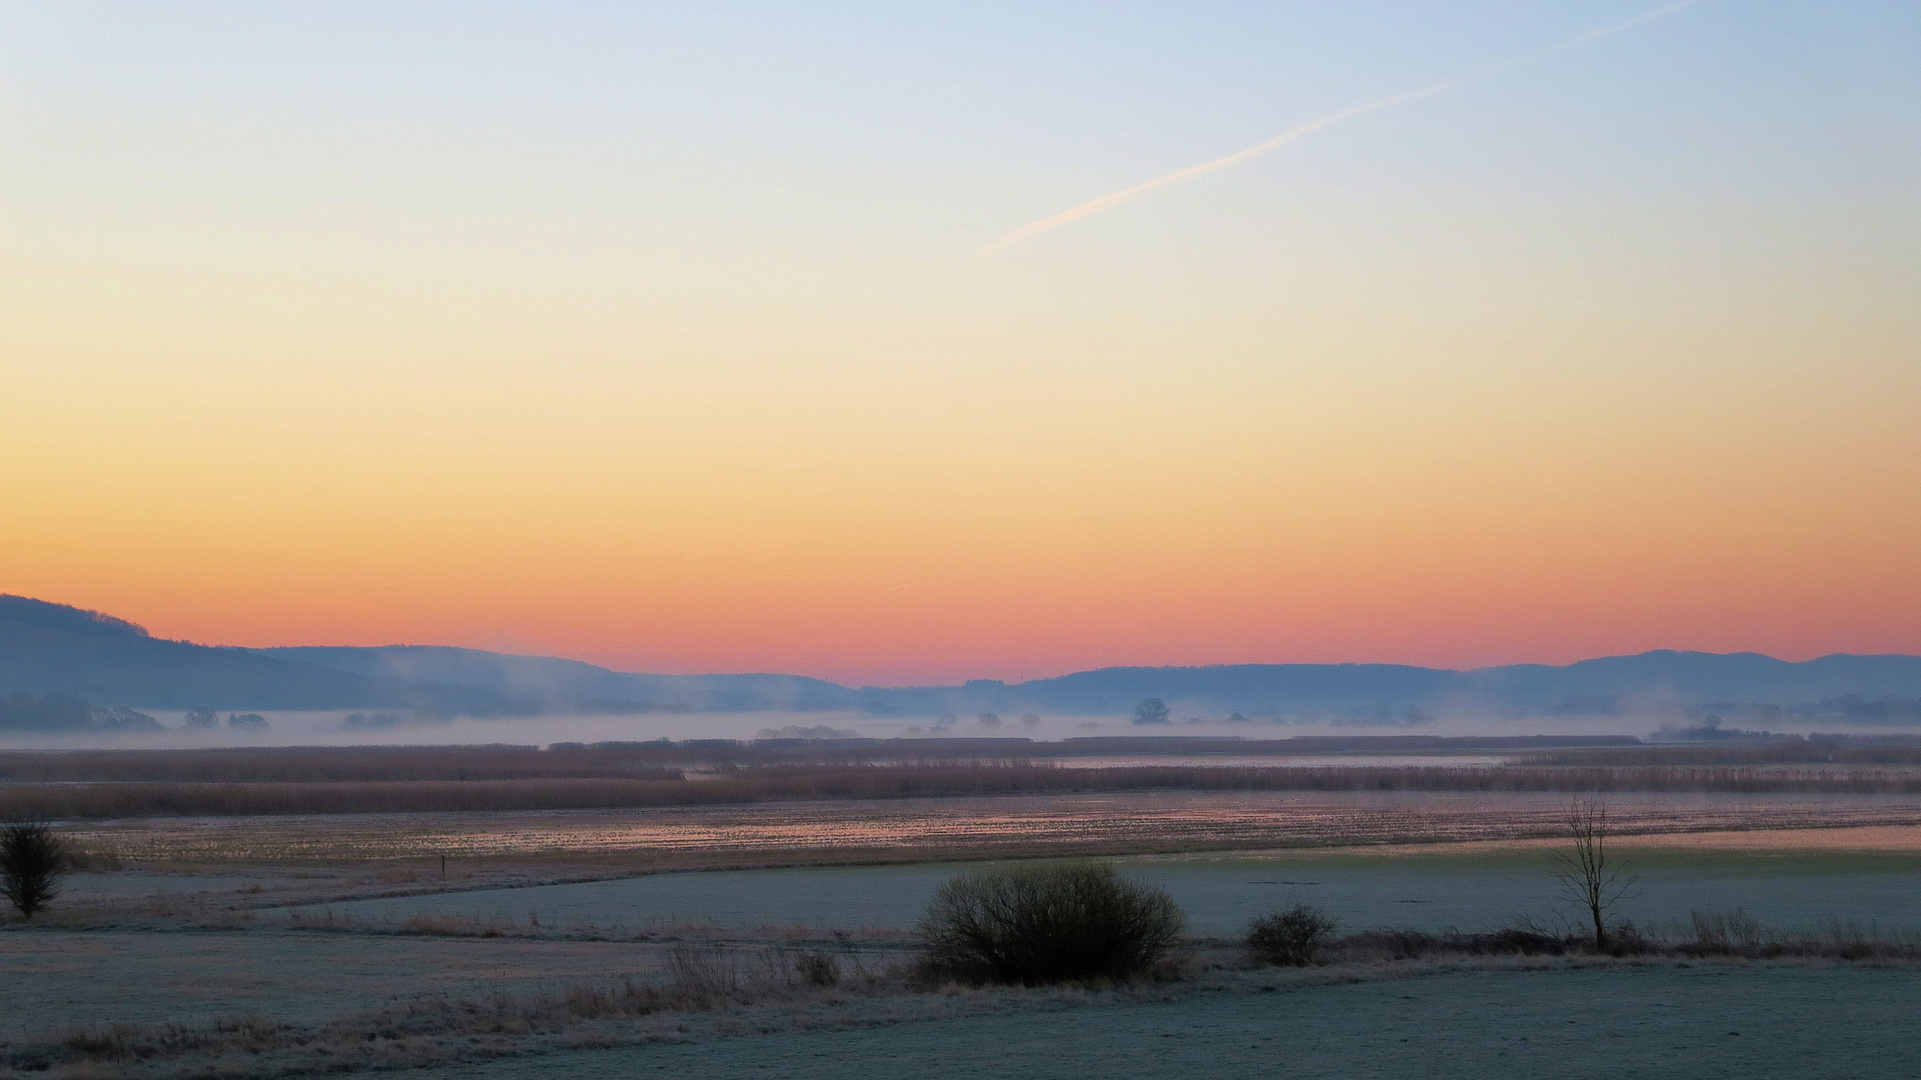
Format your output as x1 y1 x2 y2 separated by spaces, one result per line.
3 3 1917 684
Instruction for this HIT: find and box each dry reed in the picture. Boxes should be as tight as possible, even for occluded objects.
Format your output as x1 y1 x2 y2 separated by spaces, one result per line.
11 761 1921 820
0 736 1630 785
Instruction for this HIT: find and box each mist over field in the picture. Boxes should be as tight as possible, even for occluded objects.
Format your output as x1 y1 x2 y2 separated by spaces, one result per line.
4 704 1919 753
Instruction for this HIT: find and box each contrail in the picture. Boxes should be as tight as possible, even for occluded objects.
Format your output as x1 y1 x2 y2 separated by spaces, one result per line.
977 0 1706 257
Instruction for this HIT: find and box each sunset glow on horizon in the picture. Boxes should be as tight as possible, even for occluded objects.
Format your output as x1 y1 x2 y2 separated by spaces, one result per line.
4 2 1917 685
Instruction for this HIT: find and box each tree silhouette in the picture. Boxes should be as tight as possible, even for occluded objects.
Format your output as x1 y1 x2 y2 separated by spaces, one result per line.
1132 698 1170 725
0 821 66 919
1551 799 1633 950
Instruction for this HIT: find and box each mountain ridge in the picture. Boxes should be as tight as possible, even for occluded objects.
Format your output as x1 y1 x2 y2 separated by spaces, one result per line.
6 596 1920 724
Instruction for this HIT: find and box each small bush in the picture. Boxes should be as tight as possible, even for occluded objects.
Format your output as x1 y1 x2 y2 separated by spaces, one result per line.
917 862 1184 985
0 820 66 919
795 951 840 988
1247 904 1336 966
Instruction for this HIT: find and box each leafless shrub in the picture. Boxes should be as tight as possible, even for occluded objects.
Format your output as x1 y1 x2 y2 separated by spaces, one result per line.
1247 904 1336 966
917 862 1184 985
1551 799 1634 951
795 950 841 987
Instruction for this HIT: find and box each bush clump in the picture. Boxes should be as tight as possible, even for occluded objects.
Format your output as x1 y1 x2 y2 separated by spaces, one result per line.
917 862 1184 985
794 951 840 988
1247 904 1336 966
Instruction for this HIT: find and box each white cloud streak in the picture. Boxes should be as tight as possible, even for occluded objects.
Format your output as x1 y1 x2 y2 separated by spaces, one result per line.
977 0 1708 257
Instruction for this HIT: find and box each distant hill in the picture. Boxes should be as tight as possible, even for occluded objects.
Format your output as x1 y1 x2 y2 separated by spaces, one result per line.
0 596 498 715
274 645 1921 725
947 652 1921 723
962 663 1452 719
6 595 1921 726
261 645 858 712
1456 651 1921 710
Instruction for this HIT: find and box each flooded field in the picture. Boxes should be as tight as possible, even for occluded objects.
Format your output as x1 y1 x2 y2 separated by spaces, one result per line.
65 789 1921 865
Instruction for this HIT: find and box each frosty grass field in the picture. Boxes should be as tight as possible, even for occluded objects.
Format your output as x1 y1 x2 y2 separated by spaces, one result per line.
415 966 1921 1080
280 844 1921 938
10 790 1921 1077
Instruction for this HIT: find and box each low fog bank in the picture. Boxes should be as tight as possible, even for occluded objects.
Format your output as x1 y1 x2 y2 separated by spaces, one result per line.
1 704 1915 752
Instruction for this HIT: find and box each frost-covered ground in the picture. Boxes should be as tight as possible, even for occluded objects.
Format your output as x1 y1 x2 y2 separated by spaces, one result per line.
413 965 1921 1080
7 833 1921 1078
0 931 678 1035
12 805 1921 1078
280 845 1921 938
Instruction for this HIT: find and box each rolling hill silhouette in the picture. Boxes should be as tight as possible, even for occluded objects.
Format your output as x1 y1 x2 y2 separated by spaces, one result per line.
5 595 1920 726
0 596 498 715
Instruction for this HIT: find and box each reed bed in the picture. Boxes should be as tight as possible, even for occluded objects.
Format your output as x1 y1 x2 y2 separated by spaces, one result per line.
0 745 683 784
1516 741 1921 768
0 735 1629 784
11 762 1921 820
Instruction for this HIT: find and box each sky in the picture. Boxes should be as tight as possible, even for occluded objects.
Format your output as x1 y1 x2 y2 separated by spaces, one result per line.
2 1 1917 685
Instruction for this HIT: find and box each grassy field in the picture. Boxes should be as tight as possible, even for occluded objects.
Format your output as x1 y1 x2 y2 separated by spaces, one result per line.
0 931 676 1035
405 965 1921 1080
276 845 1921 938
9 790 1921 1078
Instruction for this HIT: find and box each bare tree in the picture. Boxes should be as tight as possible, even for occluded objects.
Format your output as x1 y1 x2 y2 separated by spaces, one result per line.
0 820 67 920
1551 799 1632 950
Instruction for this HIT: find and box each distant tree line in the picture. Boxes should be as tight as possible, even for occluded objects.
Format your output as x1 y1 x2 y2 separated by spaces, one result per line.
1809 696 1921 723
0 693 159 732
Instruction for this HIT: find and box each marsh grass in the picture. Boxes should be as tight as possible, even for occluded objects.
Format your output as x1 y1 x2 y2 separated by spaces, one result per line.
1517 743 1921 768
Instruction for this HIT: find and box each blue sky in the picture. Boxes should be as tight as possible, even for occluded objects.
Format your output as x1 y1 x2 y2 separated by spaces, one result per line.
3 2 1918 680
